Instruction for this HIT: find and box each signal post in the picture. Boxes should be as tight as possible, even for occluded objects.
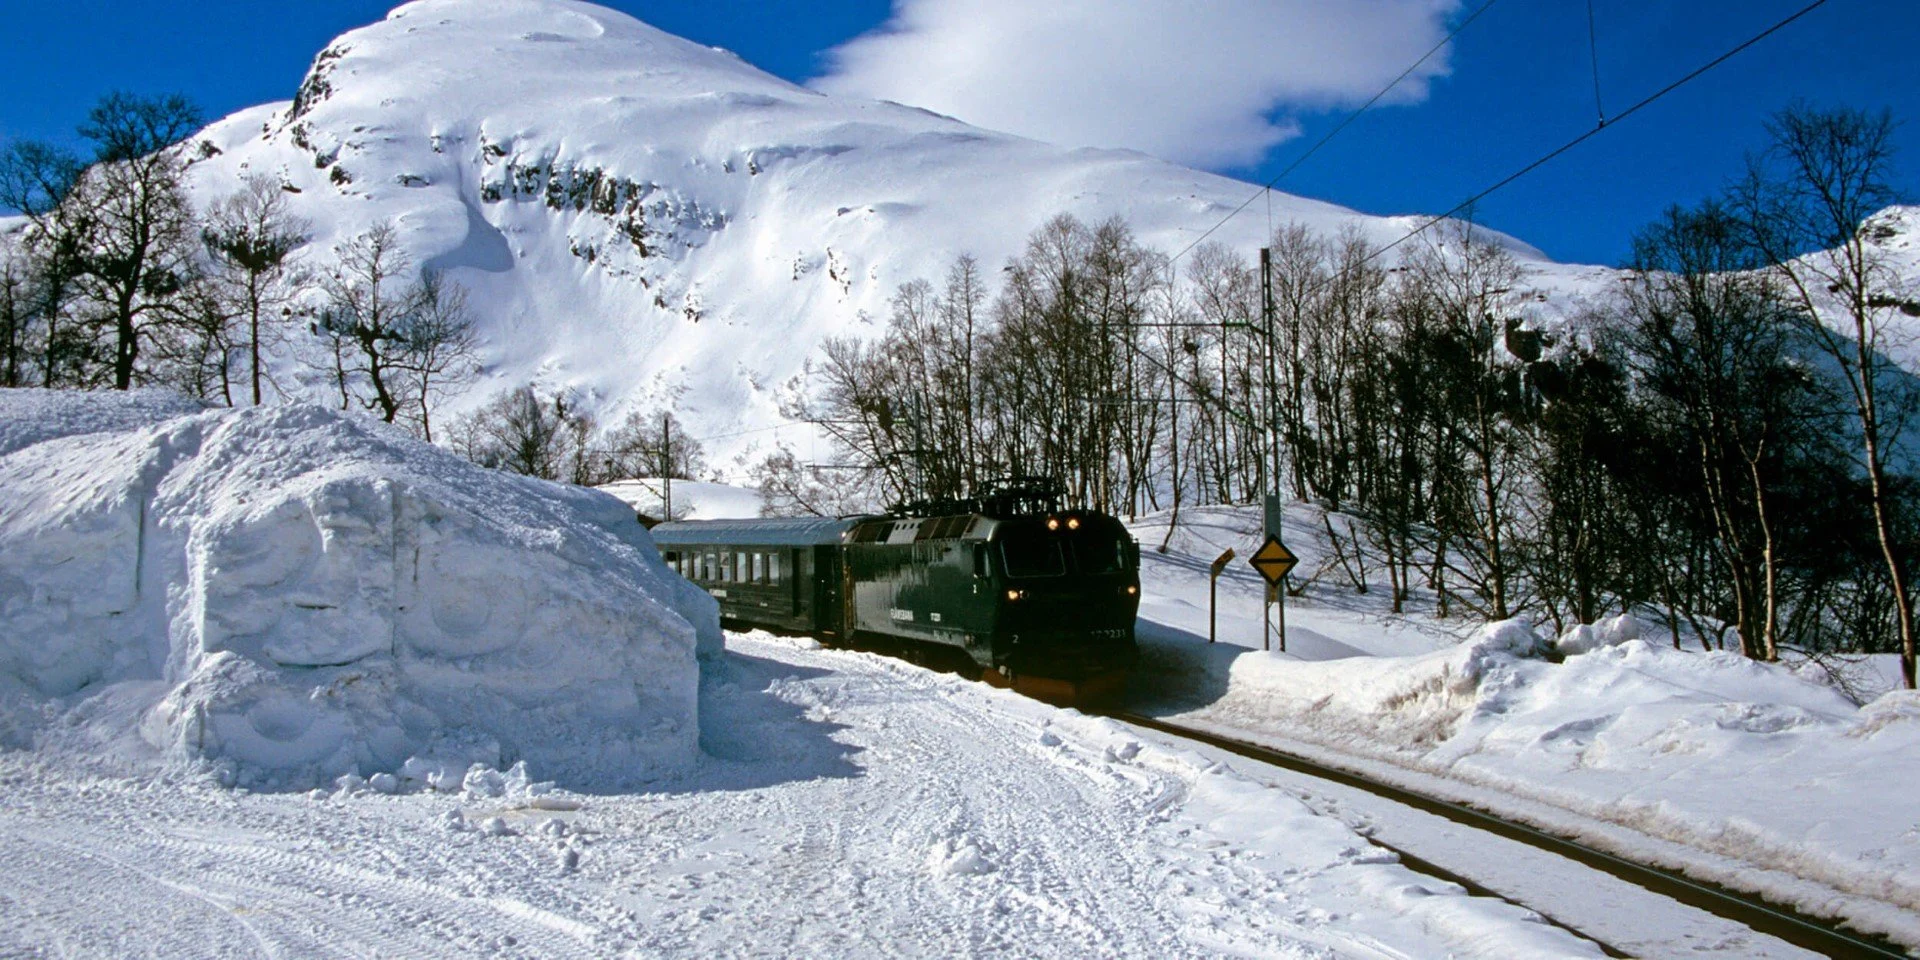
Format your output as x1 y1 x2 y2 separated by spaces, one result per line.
1248 527 1297 652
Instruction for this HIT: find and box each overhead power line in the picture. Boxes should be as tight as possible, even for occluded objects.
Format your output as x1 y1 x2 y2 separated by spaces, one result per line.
1122 0 1835 431
1358 0 1833 270
1585 0 1606 127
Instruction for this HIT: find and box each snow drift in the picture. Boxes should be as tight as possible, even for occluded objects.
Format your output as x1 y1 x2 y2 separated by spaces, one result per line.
0 389 719 790
1136 614 1920 939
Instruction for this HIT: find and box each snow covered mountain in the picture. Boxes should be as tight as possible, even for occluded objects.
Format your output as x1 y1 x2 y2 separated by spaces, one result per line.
181 0 1605 457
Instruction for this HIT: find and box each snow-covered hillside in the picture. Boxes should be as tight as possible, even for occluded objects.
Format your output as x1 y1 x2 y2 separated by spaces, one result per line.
179 0 1608 455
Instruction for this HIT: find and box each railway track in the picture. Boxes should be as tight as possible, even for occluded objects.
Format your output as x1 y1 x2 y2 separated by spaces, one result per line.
1107 711 1911 960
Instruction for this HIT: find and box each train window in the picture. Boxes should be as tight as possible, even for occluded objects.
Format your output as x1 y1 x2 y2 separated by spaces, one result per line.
1071 537 1127 575
999 528 1065 578
769 552 782 584
971 543 990 578
705 553 719 581
751 553 765 583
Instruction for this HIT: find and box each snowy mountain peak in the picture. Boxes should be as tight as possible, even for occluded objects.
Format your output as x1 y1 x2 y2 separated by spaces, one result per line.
290 0 816 126
183 0 1567 453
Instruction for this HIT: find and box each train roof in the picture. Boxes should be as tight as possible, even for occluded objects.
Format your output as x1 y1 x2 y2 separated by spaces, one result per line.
649 516 868 547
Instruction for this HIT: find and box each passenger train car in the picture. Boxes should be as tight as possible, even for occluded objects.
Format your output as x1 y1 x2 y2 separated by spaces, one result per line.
649 481 1140 698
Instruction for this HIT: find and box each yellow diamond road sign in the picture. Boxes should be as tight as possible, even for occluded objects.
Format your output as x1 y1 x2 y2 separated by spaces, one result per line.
1248 536 1297 586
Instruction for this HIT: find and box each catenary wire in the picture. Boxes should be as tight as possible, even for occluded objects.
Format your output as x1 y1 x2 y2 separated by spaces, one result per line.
1114 0 1838 434
1354 0 1832 271
1587 0 1606 126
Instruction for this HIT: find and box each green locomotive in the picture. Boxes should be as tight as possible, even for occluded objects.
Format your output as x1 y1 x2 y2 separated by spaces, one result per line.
649 479 1140 691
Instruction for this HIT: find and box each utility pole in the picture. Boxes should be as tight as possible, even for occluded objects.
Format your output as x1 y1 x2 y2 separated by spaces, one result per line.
1260 247 1281 495
661 411 673 522
1260 247 1286 652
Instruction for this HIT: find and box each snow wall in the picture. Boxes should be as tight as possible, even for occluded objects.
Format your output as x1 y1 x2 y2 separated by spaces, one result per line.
0 389 721 790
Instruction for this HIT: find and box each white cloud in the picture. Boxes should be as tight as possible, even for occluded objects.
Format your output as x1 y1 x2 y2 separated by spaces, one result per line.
813 0 1461 170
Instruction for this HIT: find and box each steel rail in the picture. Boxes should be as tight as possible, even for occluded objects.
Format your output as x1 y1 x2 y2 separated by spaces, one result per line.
1108 711 1910 960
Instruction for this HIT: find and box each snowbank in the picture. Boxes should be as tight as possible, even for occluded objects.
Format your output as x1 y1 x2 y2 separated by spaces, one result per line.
0 389 719 790
1135 617 1920 938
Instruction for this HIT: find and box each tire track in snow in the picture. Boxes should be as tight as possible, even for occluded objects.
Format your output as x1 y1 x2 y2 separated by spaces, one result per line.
743 637 1580 958
0 634 1607 959
0 787 607 959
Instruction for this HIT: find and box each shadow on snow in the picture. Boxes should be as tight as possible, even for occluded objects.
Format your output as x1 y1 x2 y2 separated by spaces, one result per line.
653 649 865 795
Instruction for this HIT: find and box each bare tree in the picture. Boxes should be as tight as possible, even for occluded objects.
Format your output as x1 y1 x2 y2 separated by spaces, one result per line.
315 221 476 432
939 254 988 493
201 175 309 405
1619 202 1819 660
0 235 31 387
1400 222 1530 620
447 385 591 481
315 222 416 422
600 407 708 481
1184 242 1259 503
403 270 478 442
753 445 879 517
1 134 91 386
1735 104 1918 685
64 93 205 389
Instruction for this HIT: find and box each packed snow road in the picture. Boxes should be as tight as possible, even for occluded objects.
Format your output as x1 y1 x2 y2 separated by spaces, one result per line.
0 632 1602 959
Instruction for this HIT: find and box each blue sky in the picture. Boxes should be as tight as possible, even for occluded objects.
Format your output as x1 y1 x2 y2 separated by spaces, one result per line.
1 1 1913 266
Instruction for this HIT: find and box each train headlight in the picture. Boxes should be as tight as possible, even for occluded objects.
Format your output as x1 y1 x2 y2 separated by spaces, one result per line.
1125 585 1138 596
1006 589 1024 601
1067 517 1081 530
1046 517 1060 531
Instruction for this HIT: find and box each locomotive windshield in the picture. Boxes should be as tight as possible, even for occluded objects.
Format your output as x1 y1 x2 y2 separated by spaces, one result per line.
1070 534 1128 575
999 527 1066 578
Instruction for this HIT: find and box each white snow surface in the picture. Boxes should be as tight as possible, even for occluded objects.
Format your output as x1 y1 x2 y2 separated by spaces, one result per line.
178 0 1587 454
0 388 718 791
1128 502 1920 947
0 631 1607 958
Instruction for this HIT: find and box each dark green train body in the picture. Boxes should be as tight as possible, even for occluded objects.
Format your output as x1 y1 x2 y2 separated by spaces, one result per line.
650 504 1140 681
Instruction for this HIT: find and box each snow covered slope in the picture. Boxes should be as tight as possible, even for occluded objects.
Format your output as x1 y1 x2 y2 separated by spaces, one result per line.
0 389 718 790
180 0 1590 451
